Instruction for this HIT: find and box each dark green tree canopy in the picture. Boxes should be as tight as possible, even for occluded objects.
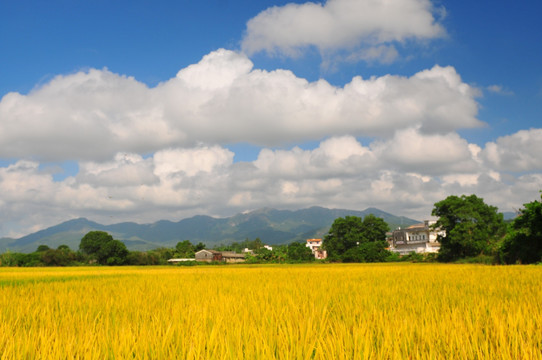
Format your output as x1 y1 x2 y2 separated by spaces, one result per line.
97 240 129 265
175 240 195 258
79 231 114 255
500 193 542 264
287 242 314 262
432 194 506 261
323 215 389 261
174 240 206 258
79 231 128 265
36 245 50 252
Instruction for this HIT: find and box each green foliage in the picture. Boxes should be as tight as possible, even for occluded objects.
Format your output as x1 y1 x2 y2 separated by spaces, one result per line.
152 247 175 264
79 231 128 265
432 194 506 262
40 247 79 266
243 245 288 263
286 242 314 262
500 193 542 264
79 231 114 255
126 248 172 265
97 240 128 265
173 240 205 258
36 245 50 252
0 251 42 267
454 254 496 265
0 245 83 267
385 251 438 263
175 240 196 258
342 242 390 263
194 242 206 252
215 238 263 253
323 215 390 262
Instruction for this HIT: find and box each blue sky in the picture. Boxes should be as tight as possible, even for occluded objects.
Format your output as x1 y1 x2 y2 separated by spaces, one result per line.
1 0 541 238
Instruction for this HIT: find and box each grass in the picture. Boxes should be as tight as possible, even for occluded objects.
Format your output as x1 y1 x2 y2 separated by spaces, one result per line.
0 263 540 359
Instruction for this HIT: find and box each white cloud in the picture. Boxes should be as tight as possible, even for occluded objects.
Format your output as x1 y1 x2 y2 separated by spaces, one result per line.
372 128 479 175
2 133 542 238
0 46 539 238
0 50 482 162
242 0 445 60
481 128 542 172
153 146 234 178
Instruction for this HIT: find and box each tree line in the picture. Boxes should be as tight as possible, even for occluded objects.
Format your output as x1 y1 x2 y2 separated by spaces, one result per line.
1 192 540 266
0 232 315 267
321 192 542 264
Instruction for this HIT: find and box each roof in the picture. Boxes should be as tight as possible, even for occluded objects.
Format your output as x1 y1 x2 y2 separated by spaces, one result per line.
220 251 245 258
195 249 221 255
407 223 427 230
306 238 322 242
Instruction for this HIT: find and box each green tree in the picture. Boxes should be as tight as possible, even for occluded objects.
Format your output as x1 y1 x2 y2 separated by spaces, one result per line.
432 194 506 262
36 245 50 252
57 244 71 251
323 215 389 261
342 242 389 263
79 231 128 265
360 214 390 243
287 242 314 262
96 240 129 265
194 242 206 252
175 240 195 258
500 193 542 264
41 248 75 266
79 231 114 256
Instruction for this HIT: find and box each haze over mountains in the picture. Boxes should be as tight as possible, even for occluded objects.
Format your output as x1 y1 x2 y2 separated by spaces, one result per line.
0 207 419 253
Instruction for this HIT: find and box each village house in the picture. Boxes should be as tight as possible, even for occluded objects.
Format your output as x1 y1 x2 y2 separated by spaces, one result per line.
195 249 222 262
306 238 327 259
389 220 443 255
220 251 246 263
194 249 246 263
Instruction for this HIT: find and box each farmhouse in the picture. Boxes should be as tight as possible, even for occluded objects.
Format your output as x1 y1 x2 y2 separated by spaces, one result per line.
195 249 245 263
389 220 443 255
220 251 246 263
306 238 327 259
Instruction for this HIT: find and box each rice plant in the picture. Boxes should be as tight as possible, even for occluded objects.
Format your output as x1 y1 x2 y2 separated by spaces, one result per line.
0 264 540 359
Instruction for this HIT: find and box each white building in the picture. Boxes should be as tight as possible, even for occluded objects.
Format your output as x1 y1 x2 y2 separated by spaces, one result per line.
306 238 327 259
389 220 444 255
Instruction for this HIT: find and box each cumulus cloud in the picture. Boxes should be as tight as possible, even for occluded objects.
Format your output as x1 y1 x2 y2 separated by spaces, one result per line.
0 49 481 162
372 128 479 175
481 128 542 172
2 134 541 238
242 0 445 60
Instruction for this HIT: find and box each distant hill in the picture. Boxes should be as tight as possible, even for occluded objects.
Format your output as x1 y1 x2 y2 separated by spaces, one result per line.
0 206 420 253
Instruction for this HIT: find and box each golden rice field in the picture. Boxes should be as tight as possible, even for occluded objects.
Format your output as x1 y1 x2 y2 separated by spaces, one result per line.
0 263 541 359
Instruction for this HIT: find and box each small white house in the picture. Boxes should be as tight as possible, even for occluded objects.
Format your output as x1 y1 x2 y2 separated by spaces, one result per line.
306 238 327 259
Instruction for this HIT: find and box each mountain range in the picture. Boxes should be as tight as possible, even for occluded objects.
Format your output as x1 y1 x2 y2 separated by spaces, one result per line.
0 206 420 253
